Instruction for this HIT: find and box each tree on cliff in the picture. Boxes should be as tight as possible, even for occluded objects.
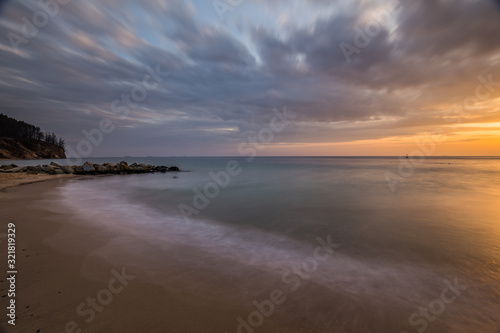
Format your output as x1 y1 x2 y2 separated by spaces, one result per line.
0 113 65 149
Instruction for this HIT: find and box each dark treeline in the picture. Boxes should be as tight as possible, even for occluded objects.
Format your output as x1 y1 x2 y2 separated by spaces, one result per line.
0 113 65 148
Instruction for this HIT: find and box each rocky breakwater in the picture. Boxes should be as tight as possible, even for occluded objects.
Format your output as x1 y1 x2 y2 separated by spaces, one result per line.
0 161 180 175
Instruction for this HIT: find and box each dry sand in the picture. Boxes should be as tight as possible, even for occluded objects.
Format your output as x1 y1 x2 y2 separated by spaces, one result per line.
0 177 306 333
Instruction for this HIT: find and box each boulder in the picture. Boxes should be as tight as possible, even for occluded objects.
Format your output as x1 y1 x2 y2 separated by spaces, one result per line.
50 162 62 167
26 165 42 172
102 164 117 173
0 164 17 170
61 166 74 174
168 166 180 172
53 167 65 175
41 165 54 173
141 164 150 172
2 166 25 173
118 162 131 173
155 166 168 173
82 162 95 172
73 166 86 175
95 165 107 173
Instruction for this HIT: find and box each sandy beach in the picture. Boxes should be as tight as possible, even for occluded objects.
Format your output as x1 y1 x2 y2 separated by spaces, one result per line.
1 159 499 333
0 177 308 333
0 173 77 191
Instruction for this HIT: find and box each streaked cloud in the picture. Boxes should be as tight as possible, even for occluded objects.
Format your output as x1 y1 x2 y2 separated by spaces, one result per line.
0 0 499 156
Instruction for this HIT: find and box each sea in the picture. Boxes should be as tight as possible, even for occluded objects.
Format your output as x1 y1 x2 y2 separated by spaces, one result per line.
5 156 500 332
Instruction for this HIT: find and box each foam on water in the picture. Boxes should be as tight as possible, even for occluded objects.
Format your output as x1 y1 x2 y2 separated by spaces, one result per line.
54 178 473 308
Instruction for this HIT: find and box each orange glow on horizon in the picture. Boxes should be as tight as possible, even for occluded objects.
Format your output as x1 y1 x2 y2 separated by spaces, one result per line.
256 125 500 156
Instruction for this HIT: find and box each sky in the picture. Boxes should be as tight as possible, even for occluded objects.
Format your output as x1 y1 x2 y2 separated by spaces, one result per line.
0 0 500 157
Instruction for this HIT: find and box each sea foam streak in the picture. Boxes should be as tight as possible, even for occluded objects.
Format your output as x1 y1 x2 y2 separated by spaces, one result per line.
54 178 462 305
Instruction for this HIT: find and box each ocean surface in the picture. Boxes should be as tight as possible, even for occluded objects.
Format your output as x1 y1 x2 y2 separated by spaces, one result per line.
12 157 500 332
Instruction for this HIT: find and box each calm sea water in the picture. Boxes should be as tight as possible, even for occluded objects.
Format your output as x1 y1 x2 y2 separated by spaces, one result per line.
20 157 500 332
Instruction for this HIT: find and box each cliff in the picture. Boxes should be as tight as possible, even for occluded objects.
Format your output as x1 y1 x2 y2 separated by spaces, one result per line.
0 137 66 160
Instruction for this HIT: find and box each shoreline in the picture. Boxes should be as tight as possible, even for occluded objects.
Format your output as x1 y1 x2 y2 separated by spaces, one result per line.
0 176 304 333
0 173 78 191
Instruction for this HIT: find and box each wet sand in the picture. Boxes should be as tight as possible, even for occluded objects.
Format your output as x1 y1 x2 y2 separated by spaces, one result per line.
0 178 307 333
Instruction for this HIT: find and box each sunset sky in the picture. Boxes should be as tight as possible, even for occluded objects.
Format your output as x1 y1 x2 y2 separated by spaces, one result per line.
1 0 499 157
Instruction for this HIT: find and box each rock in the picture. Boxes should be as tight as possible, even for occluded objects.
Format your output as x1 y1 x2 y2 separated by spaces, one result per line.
168 166 180 172
95 165 107 173
3 166 26 173
0 164 18 170
155 166 168 173
82 162 95 172
26 166 42 172
41 165 54 173
118 161 131 173
50 162 62 167
26 169 38 175
73 166 85 175
61 166 74 174
102 164 117 173
53 167 65 175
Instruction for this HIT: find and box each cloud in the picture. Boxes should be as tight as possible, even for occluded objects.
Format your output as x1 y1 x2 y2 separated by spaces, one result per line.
0 0 499 156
